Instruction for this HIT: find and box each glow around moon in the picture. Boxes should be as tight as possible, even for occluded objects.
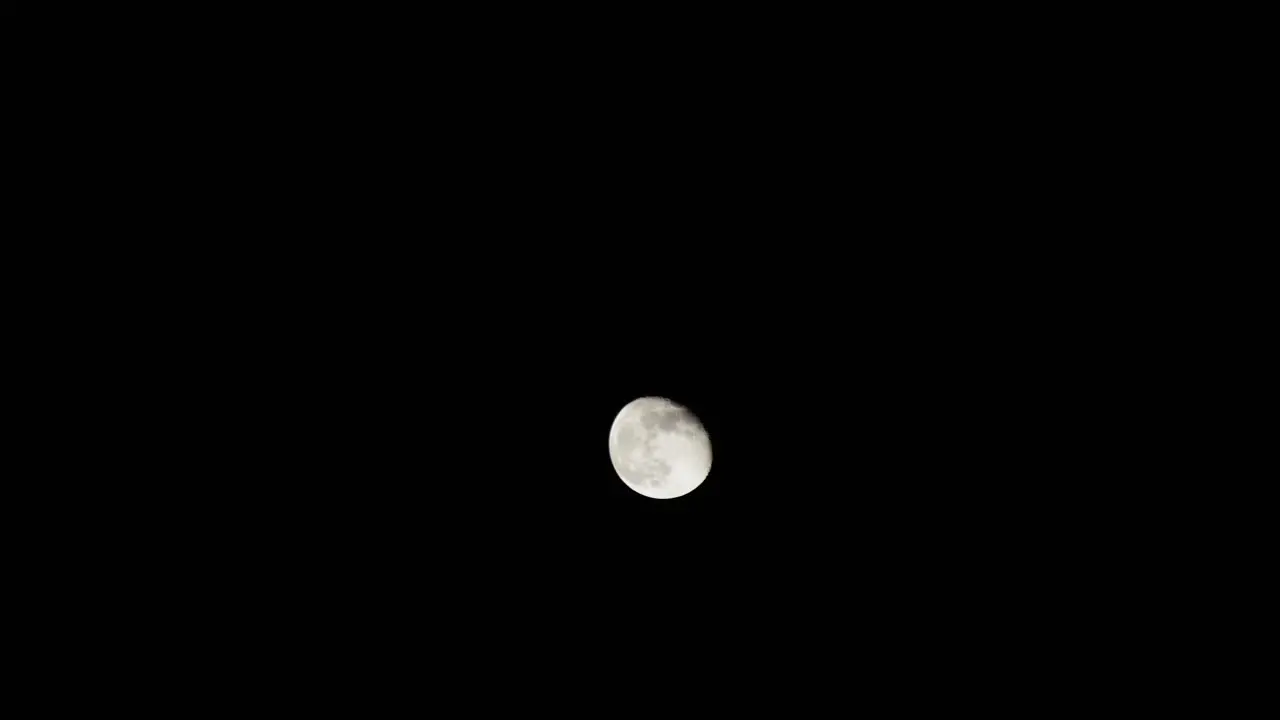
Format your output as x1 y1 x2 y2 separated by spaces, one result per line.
609 397 712 499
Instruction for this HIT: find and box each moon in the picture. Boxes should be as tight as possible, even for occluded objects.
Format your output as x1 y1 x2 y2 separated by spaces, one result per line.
609 397 712 499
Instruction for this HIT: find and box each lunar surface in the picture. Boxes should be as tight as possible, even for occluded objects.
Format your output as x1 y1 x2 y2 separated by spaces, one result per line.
609 397 712 499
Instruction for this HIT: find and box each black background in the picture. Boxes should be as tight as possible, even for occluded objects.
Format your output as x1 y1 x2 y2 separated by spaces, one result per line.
32 7 1171 706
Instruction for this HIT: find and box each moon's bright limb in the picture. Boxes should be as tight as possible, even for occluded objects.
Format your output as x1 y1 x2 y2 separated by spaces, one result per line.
609 397 712 499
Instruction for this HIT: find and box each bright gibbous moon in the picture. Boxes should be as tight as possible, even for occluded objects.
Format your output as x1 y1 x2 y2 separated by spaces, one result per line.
609 397 712 499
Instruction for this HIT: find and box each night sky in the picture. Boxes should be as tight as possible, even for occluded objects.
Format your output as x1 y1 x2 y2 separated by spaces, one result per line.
35 8 1152 706
223 235 1098 699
